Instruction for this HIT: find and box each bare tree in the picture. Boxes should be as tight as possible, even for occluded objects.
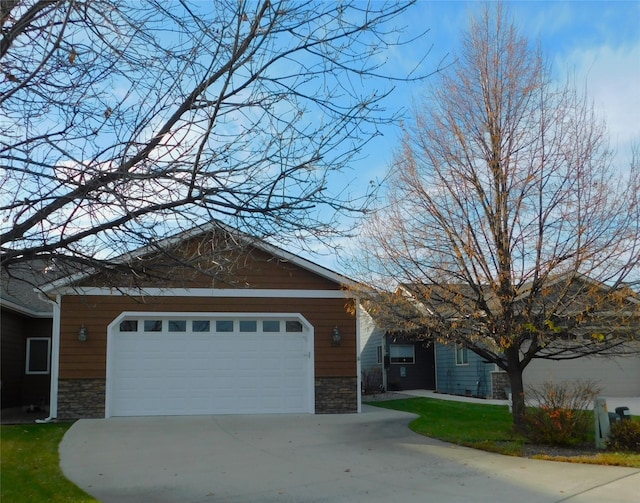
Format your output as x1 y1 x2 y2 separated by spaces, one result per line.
356 3 640 430
1 0 435 283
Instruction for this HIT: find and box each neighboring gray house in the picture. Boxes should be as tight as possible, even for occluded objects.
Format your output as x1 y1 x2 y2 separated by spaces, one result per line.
359 305 435 394
524 354 640 396
359 307 386 393
434 342 494 398
360 279 640 399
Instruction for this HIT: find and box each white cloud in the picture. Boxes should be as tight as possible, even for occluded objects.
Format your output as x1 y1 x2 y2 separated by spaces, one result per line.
559 42 640 160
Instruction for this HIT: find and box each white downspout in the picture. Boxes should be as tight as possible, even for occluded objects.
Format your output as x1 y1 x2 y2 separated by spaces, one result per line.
356 300 362 413
433 341 439 393
36 294 60 423
382 333 387 393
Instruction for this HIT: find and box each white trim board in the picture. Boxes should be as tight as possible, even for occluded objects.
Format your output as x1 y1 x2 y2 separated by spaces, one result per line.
54 287 352 299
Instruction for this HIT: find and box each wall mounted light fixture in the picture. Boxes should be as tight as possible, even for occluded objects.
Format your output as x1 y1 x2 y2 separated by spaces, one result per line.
331 325 341 347
78 325 88 342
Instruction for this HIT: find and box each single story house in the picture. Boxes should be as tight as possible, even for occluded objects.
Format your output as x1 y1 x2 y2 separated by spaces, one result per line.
360 279 640 399
29 225 364 419
359 308 435 393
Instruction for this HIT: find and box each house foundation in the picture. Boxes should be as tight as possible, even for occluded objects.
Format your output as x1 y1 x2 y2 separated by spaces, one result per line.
57 378 105 419
315 377 358 413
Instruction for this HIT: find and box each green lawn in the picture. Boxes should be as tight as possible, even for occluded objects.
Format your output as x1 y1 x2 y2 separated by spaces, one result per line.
369 397 640 467
1 422 99 503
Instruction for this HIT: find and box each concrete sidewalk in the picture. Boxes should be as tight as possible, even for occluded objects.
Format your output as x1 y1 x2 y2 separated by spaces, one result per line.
60 407 640 503
395 389 640 415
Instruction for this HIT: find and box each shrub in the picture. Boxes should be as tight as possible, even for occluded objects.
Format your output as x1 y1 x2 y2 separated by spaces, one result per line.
362 368 384 394
524 380 600 446
608 420 640 452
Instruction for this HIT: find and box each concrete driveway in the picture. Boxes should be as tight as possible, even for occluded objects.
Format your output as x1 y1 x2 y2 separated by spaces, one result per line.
60 406 639 503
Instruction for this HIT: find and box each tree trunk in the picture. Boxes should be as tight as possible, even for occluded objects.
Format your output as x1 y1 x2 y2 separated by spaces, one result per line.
505 347 526 432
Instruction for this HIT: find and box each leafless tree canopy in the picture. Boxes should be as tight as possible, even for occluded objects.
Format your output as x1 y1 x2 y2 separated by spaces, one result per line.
356 3 640 427
1 0 434 280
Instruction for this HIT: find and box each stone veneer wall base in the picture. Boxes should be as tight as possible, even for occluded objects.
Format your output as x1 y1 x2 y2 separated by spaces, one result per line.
57 377 358 417
315 377 357 413
491 371 510 400
57 378 105 419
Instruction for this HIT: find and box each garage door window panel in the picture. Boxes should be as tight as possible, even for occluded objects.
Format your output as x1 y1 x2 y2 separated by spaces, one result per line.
119 320 138 332
286 320 303 332
168 320 187 332
216 320 234 332
192 320 210 332
239 320 257 332
263 320 280 332
144 320 162 332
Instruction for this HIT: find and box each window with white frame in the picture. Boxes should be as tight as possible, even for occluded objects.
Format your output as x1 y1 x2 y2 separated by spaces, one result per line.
389 344 415 364
25 337 51 374
455 344 469 365
376 345 383 364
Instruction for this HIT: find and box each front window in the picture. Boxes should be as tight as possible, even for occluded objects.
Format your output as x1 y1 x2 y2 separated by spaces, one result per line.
389 344 415 364
26 338 50 374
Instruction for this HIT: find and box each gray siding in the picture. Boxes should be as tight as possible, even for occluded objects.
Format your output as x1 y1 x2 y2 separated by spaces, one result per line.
435 342 492 398
358 307 384 393
524 352 640 397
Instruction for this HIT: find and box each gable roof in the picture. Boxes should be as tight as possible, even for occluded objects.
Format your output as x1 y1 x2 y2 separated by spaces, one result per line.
41 222 357 293
399 274 640 318
1 261 55 316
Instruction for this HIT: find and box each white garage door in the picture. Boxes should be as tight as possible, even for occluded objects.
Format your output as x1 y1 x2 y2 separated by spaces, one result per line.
107 314 313 416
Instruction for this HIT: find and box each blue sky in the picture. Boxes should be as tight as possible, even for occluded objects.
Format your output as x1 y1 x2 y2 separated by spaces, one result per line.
319 0 640 272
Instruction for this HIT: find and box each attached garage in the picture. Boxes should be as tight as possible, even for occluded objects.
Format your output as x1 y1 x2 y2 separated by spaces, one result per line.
42 226 360 419
107 313 314 416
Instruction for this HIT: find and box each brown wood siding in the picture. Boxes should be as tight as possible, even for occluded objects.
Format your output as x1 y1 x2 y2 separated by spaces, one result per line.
79 245 343 291
59 295 356 379
1 310 52 408
1 309 26 407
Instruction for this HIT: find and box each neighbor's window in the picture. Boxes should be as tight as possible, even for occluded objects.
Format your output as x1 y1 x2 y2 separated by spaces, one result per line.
376 345 383 364
455 344 469 365
26 338 50 374
389 344 415 364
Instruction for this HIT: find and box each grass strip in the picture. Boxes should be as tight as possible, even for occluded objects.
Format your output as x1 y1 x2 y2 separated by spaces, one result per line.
1 422 99 503
368 397 640 467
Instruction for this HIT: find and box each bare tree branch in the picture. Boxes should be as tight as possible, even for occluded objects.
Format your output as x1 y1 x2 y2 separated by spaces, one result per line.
1 0 437 278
